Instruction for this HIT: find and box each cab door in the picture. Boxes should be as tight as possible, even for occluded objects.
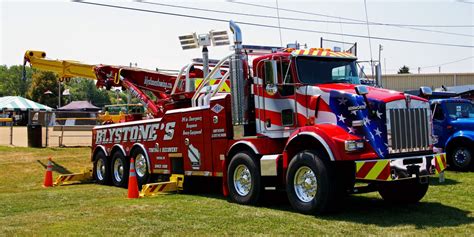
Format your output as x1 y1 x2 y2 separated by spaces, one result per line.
260 59 297 133
431 103 447 147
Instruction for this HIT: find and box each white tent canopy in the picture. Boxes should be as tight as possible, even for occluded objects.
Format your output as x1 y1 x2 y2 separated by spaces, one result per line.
0 96 53 111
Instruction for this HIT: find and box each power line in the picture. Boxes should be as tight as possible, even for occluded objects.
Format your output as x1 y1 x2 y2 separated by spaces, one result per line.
138 1 373 25
229 0 474 28
138 0 473 38
457 0 474 4
420 56 474 69
229 0 474 38
73 1 474 48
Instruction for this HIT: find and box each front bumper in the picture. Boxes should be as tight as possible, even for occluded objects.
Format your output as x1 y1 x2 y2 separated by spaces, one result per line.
355 153 447 181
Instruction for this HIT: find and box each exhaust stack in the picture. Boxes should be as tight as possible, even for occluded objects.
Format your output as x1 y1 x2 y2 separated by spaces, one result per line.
229 20 248 125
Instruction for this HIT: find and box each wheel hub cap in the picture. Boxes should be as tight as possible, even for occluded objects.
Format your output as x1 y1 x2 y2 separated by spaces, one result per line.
233 164 252 196
135 154 147 177
96 159 105 180
294 166 317 203
454 149 470 167
114 159 124 182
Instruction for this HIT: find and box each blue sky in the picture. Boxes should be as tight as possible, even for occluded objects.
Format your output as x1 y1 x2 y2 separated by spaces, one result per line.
1 0 473 74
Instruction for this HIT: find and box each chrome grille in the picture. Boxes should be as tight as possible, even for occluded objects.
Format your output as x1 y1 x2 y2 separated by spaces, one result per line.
388 108 431 153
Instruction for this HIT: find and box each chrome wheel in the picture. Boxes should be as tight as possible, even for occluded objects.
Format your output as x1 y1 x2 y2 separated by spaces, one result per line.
96 158 106 181
135 154 147 178
113 158 124 182
233 164 252 196
454 148 471 168
294 166 317 203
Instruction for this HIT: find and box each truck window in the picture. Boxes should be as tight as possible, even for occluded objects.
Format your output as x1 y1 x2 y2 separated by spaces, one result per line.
278 61 294 96
296 57 361 85
445 102 474 119
433 104 445 120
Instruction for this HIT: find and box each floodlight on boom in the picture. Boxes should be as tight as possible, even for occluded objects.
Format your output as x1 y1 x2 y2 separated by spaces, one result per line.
210 30 230 46
179 33 199 50
178 30 229 79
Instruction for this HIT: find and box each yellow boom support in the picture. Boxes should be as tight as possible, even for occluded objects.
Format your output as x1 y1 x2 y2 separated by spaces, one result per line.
24 50 96 80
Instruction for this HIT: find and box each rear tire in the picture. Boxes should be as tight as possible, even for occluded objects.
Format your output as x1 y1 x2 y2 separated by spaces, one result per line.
93 151 110 185
378 178 429 204
130 149 150 188
111 151 129 188
286 150 336 215
450 145 473 171
227 151 261 205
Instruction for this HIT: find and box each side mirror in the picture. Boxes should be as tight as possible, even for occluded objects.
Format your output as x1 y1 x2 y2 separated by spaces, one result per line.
420 86 432 97
264 60 278 95
264 60 278 85
355 85 369 96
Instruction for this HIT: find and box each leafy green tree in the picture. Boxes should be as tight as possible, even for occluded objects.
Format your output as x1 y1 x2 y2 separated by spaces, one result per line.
1 65 143 108
66 78 111 108
398 65 410 74
0 65 33 97
27 71 61 108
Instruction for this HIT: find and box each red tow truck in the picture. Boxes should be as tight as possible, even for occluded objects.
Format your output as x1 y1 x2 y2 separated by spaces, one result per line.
27 21 447 214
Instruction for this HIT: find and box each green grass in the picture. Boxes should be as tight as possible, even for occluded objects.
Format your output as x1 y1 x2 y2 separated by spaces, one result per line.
0 146 472 235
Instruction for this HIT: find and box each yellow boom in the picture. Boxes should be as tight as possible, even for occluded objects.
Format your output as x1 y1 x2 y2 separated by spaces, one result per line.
24 50 96 81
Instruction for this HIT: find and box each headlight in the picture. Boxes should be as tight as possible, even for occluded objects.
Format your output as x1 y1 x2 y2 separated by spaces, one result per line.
345 140 365 152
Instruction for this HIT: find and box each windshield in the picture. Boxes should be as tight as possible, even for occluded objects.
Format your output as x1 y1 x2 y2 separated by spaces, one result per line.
445 102 474 119
296 56 360 85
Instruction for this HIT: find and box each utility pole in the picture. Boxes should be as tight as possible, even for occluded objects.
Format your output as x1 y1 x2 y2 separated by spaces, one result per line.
275 0 283 47
378 45 383 63
375 44 383 87
418 67 421 74
363 0 374 78
58 80 61 108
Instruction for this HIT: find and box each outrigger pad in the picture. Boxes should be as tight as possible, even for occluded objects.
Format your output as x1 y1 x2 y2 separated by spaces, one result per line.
54 169 93 186
139 174 184 197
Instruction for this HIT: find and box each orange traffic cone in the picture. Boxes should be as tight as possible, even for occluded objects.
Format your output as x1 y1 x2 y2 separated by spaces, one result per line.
43 157 53 187
128 158 139 199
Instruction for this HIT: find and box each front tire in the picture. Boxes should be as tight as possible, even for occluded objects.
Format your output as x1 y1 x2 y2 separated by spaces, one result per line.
227 151 261 205
378 178 429 204
286 150 336 215
450 145 473 171
93 151 110 185
111 151 129 188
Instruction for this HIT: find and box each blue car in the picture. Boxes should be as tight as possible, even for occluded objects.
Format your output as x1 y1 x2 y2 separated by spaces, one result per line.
431 98 474 171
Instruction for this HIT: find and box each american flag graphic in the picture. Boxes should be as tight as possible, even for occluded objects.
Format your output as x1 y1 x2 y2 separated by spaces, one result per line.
328 90 389 158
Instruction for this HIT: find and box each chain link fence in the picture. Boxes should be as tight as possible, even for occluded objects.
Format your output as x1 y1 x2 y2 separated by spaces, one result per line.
0 110 100 147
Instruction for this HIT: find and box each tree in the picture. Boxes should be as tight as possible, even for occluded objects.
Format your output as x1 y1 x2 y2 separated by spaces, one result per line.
27 71 62 108
67 78 111 108
398 65 410 74
0 65 33 97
